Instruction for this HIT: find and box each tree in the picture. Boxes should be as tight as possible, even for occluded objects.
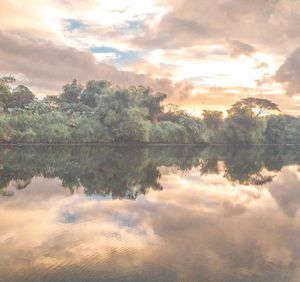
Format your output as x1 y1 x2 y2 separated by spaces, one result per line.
224 108 266 144
228 97 280 117
160 104 187 124
43 95 61 111
202 110 223 130
163 103 181 113
7 85 35 109
26 100 50 114
81 80 111 107
0 76 15 110
96 88 150 142
265 115 300 144
60 79 83 104
137 86 167 125
150 92 167 124
0 76 16 85
0 82 11 110
149 121 188 143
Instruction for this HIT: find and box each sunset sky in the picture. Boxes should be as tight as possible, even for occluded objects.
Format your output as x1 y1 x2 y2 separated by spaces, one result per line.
1 0 300 115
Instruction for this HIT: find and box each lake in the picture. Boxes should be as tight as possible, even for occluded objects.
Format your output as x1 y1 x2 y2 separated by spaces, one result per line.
0 146 300 282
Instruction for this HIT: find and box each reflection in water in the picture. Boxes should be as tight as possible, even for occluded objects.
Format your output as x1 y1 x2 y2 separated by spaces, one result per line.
0 146 300 281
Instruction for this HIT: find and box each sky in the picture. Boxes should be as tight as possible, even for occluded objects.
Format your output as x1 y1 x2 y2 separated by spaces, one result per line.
1 0 300 115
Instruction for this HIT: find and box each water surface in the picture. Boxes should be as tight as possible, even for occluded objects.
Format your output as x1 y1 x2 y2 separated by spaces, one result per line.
0 146 300 281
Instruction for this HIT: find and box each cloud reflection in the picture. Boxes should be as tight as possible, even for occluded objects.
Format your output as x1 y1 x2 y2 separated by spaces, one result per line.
0 148 300 281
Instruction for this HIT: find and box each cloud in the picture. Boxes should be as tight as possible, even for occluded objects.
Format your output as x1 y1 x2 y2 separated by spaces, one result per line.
1 0 299 113
0 31 193 101
227 39 256 58
130 11 213 49
130 0 300 55
125 59 177 78
274 47 300 96
0 1 44 30
153 14 211 47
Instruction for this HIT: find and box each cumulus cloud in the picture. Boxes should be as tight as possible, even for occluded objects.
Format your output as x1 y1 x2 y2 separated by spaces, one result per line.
0 31 193 101
130 0 300 54
131 13 212 49
274 47 300 96
1 0 300 113
227 39 256 58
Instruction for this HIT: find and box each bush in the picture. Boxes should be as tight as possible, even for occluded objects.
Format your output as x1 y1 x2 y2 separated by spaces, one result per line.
149 122 188 143
224 110 266 144
265 115 300 144
70 117 112 143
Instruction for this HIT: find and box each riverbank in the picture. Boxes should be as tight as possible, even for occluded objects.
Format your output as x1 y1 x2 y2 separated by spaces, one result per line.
0 142 299 147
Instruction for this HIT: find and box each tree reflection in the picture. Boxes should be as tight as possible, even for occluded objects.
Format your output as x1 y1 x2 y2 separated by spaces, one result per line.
1 145 300 198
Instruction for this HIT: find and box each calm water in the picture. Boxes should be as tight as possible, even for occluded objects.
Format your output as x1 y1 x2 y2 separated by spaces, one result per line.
0 146 300 282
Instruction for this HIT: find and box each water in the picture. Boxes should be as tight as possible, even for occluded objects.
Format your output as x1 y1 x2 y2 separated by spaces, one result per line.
0 146 300 282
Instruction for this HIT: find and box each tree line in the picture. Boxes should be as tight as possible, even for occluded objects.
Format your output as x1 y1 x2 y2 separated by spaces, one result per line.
0 76 299 144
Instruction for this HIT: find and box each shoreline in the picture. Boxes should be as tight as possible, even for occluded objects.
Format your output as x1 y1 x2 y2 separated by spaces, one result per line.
0 143 299 147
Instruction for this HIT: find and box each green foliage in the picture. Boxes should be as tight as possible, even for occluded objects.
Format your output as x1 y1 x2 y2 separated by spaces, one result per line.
81 80 111 107
2 75 299 145
40 124 70 143
0 83 11 109
26 99 52 114
43 95 61 111
0 117 15 142
160 108 210 143
21 128 37 143
149 122 188 143
70 117 112 143
135 86 167 124
224 109 266 144
7 85 35 109
202 110 223 130
60 79 83 104
96 88 151 142
178 116 209 143
265 115 300 144
228 97 280 117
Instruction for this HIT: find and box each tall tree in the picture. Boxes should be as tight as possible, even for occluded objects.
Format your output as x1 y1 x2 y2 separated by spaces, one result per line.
81 80 111 107
265 115 300 144
0 83 11 110
7 85 35 109
60 79 83 104
202 110 223 130
228 97 280 117
96 87 150 142
137 86 167 125
224 108 266 144
0 76 15 110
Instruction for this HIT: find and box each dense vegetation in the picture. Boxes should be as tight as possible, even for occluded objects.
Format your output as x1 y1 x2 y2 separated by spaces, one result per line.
0 76 299 144
1 146 300 200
